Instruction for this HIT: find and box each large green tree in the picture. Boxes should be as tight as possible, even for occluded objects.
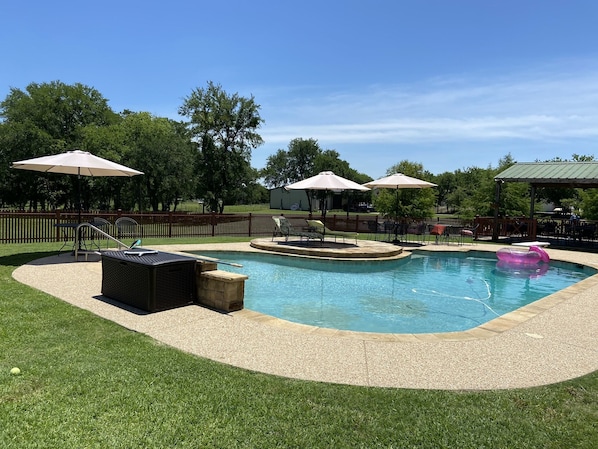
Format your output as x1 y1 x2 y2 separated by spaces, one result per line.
431 171 457 213
431 154 530 220
372 161 436 220
0 81 119 210
179 82 264 213
121 112 196 212
261 138 321 188
262 139 371 212
85 112 196 212
534 154 596 216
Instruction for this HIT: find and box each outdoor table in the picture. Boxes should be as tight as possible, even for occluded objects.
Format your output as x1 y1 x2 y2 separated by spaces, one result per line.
55 222 82 253
55 221 99 254
382 221 402 243
101 250 197 312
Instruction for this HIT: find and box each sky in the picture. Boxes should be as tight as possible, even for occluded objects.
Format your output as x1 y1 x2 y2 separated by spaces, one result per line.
2 0 598 179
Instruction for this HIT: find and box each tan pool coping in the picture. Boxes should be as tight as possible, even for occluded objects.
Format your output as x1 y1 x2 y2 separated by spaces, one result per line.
12 240 598 390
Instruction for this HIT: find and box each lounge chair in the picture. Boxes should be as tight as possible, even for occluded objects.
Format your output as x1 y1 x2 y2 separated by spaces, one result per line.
272 216 323 243
306 219 358 244
459 224 479 245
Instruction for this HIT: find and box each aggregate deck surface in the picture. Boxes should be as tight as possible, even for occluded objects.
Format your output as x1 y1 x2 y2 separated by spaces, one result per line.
12 239 598 390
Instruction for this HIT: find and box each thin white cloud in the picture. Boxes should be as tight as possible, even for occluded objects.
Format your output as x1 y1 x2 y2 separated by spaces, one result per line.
259 61 598 148
262 115 598 145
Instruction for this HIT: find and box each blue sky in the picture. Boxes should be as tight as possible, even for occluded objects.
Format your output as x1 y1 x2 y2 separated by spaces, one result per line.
3 0 598 178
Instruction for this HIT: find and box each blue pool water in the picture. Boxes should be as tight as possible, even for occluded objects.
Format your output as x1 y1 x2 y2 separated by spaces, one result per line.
193 251 594 334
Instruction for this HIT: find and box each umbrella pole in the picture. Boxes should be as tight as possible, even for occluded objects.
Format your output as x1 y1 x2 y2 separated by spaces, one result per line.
77 169 82 224
346 191 350 219
394 189 400 243
77 169 83 251
322 196 327 239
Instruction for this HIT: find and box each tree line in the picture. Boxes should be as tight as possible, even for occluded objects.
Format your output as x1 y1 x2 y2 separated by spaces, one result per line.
1 80 595 220
262 139 597 221
0 80 266 214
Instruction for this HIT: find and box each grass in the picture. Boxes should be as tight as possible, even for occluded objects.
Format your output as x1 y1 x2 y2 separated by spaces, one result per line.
179 201 383 216
1 240 597 448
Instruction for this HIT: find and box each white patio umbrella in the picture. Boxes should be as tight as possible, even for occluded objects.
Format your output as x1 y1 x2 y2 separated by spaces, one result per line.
285 171 370 236
286 171 371 192
363 173 437 242
363 173 437 190
12 149 144 222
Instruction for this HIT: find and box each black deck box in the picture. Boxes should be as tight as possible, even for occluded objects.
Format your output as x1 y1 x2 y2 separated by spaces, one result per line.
101 250 196 312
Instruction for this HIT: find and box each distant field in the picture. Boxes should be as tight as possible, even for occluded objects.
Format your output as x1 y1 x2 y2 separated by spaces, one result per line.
177 202 379 216
177 202 459 221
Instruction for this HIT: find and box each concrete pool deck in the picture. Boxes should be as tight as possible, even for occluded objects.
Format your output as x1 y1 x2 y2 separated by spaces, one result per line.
12 240 598 390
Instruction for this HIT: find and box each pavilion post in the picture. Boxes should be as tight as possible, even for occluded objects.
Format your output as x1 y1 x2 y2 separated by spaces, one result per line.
529 185 536 219
492 180 502 242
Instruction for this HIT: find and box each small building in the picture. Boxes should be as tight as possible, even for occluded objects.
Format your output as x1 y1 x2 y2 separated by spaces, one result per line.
269 187 342 212
269 187 311 211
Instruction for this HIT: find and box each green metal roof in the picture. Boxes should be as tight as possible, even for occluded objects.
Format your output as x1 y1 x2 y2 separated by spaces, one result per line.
494 162 598 187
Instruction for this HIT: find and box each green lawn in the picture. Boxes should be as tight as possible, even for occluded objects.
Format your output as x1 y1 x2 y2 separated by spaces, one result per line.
1 240 597 448
180 201 381 216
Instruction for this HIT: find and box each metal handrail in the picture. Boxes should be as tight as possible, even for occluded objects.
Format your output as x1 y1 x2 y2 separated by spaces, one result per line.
75 223 131 259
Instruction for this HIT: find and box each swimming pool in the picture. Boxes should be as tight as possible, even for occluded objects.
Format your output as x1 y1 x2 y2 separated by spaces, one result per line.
194 250 594 334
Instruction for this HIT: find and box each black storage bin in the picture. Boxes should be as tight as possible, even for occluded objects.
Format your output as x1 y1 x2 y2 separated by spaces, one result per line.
101 250 196 312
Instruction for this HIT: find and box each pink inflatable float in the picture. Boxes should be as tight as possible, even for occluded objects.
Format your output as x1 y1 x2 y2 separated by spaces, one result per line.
495 245 550 265
495 260 549 279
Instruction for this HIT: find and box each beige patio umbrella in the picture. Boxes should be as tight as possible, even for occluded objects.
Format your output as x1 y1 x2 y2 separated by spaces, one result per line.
363 173 437 241
363 173 437 190
285 171 370 235
286 171 370 192
12 149 143 222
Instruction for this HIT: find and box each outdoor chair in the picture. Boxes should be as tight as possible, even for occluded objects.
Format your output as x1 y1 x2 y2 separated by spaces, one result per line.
383 221 396 242
366 220 383 234
431 224 478 245
445 225 465 245
459 224 479 245
87 217 112 251
115 217 141 242
429 224 448 244
272 216 323 243
306 219 358 244
405 221 428 244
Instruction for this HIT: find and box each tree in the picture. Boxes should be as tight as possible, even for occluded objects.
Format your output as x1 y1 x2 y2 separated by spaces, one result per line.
261 149 291 188
1 81 118 146
534 154 595 214
437 153 531 220
448 167 496 218
431 171 457 213
579 189 598 219
262 140 371 212
179 82 264 213
117 112 196 212
261 138 321 188
372 160 436 220
0 81 119 210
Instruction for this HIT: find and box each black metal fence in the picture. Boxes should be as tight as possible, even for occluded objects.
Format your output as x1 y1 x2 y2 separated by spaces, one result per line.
16 210 590 247
1 210 418 244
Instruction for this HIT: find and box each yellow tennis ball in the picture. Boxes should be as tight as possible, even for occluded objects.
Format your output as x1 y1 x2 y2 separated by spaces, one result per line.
10 367 21 375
